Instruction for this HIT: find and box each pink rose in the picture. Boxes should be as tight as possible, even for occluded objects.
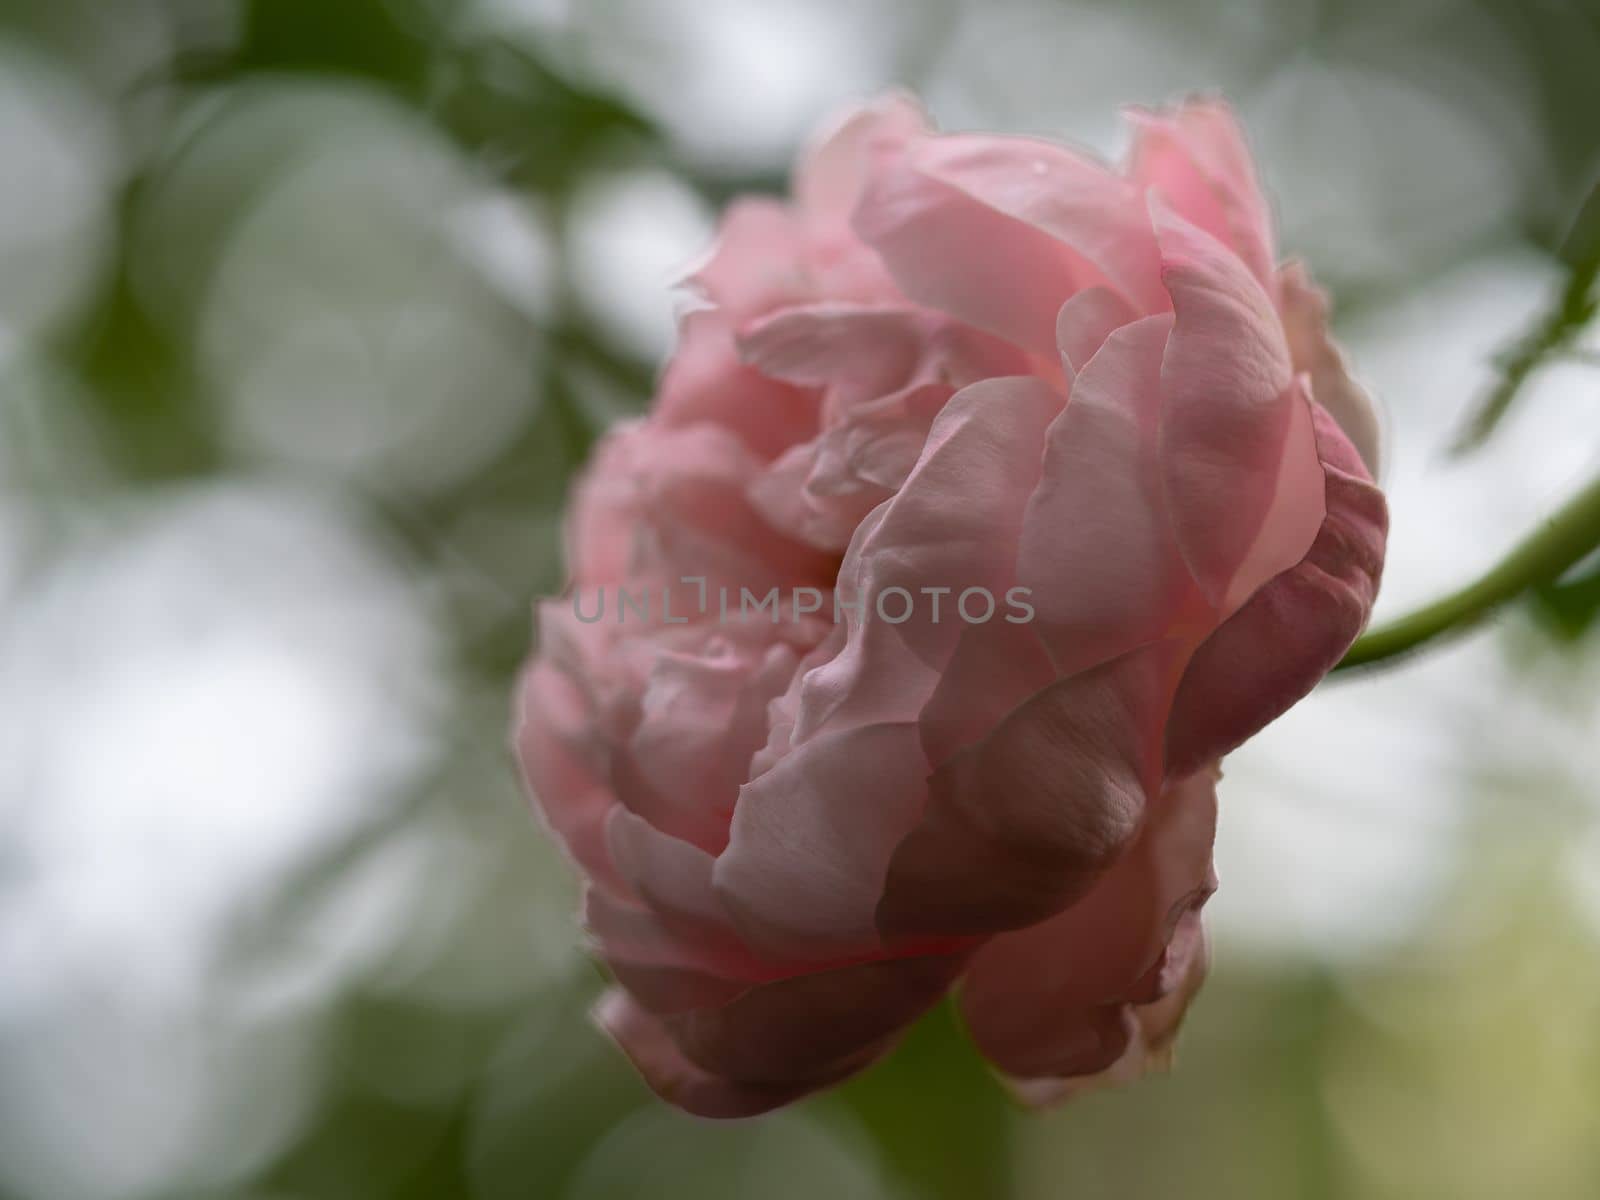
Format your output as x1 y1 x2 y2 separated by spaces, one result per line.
514 94 1387 1117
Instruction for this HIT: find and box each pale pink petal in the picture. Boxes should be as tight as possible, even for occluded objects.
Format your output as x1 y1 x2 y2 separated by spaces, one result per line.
513 660 623 892
795 92 931 224
568 421 834 595
1056 286 1140 380
878 639 1188 940
958 768 1217 1078
1127 99 1277 293
655 196 826 457
1279 260 1383 476
853 135 1163 354
1165 402 1387 776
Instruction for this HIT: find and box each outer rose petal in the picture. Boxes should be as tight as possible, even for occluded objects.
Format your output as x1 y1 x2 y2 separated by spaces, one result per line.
661 952 965 1084
595 991 840 1119
1004 908 1212 1107
1278 261 1383 477
514 660 622 892
1165 401 1388 777
657 199 821 458
596 952 967 1117
1127 100 1277 294
957 768 1217 1080
1154 201 1325 611
877 639 1189 940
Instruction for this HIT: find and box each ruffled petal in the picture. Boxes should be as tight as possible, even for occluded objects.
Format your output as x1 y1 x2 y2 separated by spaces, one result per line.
567 421 834 596
957 767 1217 1079
1164 401 1388 776
655 197 822 458
793 375 1063 741
854 135 1163 354
623 637 800 850
877 638 1188 940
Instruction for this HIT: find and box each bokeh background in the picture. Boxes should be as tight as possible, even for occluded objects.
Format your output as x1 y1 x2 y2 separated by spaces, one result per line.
3 0 1600 1197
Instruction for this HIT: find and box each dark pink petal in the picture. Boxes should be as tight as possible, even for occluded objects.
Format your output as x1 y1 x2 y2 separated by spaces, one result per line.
595 990 841 1119
661 952 966 1083
878 639 1188 940
1165 402 1388 776
1004 906 1212 1107
957 767 1217 1079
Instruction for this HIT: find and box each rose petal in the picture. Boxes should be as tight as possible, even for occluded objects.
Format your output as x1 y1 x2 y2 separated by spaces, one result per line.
1019 313 1204 677
1165 401 1387 776
1154 201 1324 610
854 135 1162 354
1127 99 1277 294
958 768 1217 1079
714 722 931 961
796 92 931 224
794 375 1063 742
513 659 622 892
877 638 1188 940
1279 260 1383 477
595 990 838 1119
663 952 965 1083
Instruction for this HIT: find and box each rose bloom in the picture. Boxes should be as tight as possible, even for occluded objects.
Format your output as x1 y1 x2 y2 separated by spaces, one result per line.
515 94 1387 1117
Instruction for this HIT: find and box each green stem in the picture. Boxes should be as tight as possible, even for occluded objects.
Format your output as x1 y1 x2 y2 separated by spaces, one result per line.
1336 468 1600 669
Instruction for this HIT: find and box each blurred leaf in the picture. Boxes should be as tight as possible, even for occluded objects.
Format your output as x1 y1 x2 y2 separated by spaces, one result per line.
1451 180 1600 454
232 0 432 90
828 1000 1013 1200
1532 557 1600 641
431 39 662 194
